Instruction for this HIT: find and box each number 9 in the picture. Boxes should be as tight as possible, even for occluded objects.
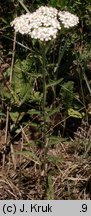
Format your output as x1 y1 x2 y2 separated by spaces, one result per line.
82 204 87 212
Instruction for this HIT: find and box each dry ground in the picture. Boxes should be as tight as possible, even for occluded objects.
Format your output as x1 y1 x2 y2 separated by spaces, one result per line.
0 126 91 200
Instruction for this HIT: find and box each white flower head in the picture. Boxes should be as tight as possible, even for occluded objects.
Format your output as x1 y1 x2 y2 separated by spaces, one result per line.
36 6 58 18
58 11 79 28
11 6 79 41
11 6 61 41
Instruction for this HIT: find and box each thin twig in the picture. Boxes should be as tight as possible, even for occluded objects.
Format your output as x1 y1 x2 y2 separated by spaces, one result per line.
10 31 16 84
19 126 24 185
2 106 10 170
2 32 16 170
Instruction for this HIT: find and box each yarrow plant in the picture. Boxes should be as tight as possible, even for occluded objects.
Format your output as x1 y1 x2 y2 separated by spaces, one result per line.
11 6 79 156
11 6 79 41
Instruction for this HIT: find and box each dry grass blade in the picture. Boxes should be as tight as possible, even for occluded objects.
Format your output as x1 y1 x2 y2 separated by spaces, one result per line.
18 0 30 13
10 144 16 170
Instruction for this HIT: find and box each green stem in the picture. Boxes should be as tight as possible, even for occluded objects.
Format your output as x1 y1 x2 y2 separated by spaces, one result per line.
42 43 46 146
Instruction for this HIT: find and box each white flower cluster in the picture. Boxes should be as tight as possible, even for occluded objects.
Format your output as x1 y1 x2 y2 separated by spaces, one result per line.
37 6 58 18
11 6 79 41
11 6 61 41
58 11 79 28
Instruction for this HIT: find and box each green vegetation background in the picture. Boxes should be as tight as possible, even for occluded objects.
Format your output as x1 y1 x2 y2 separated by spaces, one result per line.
0 0 91 138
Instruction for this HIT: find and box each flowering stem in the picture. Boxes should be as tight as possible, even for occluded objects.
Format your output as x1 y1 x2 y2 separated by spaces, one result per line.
41 43 47 147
